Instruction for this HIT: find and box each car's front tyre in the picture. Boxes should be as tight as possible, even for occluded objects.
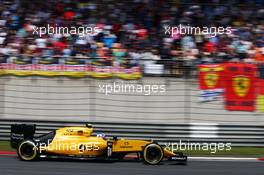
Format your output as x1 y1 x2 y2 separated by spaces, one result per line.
143 143 164 165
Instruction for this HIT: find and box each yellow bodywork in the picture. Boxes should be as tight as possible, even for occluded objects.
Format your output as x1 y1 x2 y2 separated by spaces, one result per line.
39 126 176 158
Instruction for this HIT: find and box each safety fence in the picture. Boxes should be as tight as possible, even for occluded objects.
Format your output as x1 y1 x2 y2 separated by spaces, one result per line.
0 119 264 147
0 76 263 124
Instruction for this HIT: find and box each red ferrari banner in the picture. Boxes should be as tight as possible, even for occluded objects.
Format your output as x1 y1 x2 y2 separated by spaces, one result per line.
257 79 264 112
224 63 257 111
198 64 224 101
199 64 224 90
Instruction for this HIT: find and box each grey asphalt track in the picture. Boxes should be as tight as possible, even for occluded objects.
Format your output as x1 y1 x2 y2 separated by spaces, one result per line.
0 155 263 175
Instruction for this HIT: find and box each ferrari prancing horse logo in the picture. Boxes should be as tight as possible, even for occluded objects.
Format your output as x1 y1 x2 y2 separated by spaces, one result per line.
205 73 218 88
232 76 250 97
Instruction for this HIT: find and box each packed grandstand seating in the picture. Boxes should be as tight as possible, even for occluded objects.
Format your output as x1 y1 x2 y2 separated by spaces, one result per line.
0 0 263 76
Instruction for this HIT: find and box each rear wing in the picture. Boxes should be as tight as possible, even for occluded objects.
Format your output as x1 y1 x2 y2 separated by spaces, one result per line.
10 124 36 149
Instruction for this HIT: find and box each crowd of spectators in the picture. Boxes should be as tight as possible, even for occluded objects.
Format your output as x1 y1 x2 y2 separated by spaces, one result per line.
0 0 263 74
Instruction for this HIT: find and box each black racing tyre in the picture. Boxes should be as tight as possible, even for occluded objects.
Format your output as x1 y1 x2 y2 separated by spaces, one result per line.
17 140 38 161
143 143 164 165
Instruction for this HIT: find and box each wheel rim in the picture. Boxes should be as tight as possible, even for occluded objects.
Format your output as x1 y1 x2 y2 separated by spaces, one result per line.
18 141 37 160
144 144 163 164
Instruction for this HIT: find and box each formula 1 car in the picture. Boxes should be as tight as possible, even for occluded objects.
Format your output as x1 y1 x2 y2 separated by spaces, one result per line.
10 124 187 165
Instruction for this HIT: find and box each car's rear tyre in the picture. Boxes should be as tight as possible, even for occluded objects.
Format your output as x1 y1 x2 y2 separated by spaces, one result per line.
143 143 164 165
17 140 38 161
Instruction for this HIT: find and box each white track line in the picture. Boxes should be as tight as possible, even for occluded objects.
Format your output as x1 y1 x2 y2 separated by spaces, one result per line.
189 157 258 161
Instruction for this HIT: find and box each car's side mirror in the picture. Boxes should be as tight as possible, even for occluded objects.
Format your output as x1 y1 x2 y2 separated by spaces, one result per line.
113 136 118 141
86 124 93 128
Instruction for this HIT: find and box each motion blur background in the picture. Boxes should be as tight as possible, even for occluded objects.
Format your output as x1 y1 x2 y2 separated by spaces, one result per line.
0 0 263 126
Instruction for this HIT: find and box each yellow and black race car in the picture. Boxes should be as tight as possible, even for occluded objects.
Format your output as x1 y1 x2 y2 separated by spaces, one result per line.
10 124 187 165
